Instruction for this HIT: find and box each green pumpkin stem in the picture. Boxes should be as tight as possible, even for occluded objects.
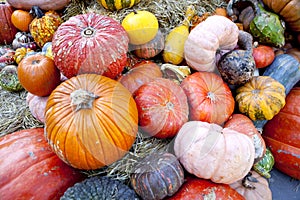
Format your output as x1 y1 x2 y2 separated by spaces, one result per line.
29 6 45 19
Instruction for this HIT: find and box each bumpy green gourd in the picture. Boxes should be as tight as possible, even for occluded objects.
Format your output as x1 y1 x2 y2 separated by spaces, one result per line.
0 65 24 92
227 0 285 47
253 148 275 178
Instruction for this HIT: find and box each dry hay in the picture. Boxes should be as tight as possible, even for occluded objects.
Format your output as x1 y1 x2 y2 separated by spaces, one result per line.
63 0 228 31
0 0 228 184
0 88 43 137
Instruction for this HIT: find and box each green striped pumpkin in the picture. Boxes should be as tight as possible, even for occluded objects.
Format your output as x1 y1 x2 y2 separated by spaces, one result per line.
99 0 140 11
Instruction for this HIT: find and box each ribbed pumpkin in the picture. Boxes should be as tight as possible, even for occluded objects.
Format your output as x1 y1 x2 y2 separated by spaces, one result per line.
235 76 286 121
118 60 163 94
99 0 140 11
6 0 71 10
262 0 300 32
44 74 138 170
184 15 239 72
263 87 300 179
131 152 185 200
174 121 255 184
26 92 48 123
224 114 266 164
0 128 86 200
133 78 189 139
230 171 272 200
180 71 235 125
0 2 18 45
29 7 62 48
52 13 129 79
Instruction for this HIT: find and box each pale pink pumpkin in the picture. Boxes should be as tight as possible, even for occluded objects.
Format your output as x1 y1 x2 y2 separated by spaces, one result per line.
52 13 129 79
174 121 255 184
26 92 48 123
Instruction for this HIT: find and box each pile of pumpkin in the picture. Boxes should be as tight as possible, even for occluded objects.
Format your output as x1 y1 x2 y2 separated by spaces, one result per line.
0 0 300 199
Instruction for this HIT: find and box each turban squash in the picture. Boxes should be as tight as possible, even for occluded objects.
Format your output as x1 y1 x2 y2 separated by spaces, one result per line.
0 128 85 200
52 13 129 79
44 74 138 170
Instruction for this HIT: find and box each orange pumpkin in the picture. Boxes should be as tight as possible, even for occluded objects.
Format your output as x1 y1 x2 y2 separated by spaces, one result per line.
180 71 235 125
11 9 33 32
17 54 61 97
252 44 275 68
0 128 85 200
44 74 138 170
263 87 300 179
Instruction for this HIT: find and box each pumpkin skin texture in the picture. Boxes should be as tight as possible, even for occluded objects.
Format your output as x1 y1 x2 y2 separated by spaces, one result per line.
26 92 48 123
0 2 18 45
180 71 235 125
224 114 266 164
235 76 286 121
118 60 163 94
17 54 61 97
52 13 129 79
230 171 272 200
99 0 141 11
6 0 71 11
262 0 300 32
44 74 138 170
133 78 189 139
0 128 86 200
252 45 275 69
130 152 185 200
184 15 239 72
167 176 245 200
11 9 33 32
174 121 255 184
29 7 62 48
263 87 300 179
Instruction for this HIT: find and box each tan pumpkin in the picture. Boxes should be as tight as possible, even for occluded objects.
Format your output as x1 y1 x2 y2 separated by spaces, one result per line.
262 0 300 32
230 171 272 200
174 121 255 184
184 15 239 72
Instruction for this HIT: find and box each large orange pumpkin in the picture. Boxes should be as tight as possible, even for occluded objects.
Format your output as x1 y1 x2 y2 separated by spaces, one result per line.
0 128 85 200
52 13 129 79
180 71 235 125
44 74 138 170
263 87 300 179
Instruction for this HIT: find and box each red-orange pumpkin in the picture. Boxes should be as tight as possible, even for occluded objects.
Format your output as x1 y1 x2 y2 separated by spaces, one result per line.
252 44 275 68
44 74 138 170
263 87 300 179
0 2 18 45
118 60 163 94
52 13 129 79
17 54 61 97
0 128 86 200
224 113 266 163
180 71 235 125
133 77 189 138
166 176 245 200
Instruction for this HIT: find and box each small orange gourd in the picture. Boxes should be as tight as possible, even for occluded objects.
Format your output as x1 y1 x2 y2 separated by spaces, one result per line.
11 9 33 32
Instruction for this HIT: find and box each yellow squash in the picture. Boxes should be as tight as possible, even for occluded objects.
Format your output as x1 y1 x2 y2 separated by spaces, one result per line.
163 5 196 65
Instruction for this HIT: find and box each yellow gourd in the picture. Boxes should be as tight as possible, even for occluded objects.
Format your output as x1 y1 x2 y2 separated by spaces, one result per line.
163 5 196 65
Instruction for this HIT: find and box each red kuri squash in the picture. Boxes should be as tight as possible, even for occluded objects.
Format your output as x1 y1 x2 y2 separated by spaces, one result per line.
52 13 129 79
0 128 85 200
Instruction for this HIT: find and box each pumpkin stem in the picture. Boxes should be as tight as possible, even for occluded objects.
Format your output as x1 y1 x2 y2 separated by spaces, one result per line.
70 89 99 111
29 6 45 19
82 27 96 37
242 172 258 189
